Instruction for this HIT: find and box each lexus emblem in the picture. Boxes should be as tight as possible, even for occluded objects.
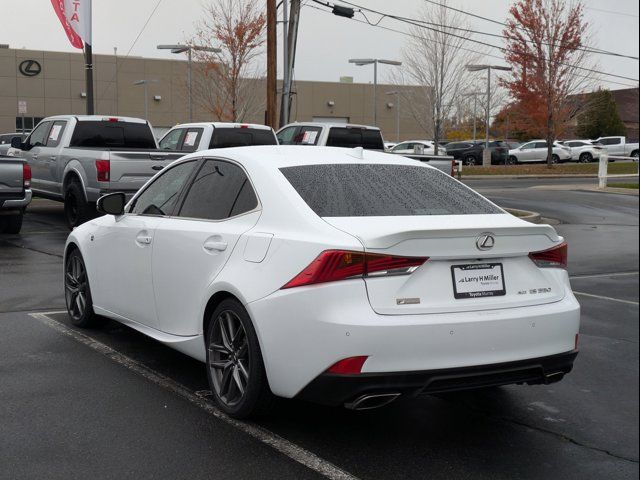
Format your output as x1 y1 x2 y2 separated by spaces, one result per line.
19 60 42 77
476 233 495 251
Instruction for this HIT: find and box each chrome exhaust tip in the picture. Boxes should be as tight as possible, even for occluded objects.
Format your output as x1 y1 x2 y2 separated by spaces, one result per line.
544 371 565 383
344 393 401 411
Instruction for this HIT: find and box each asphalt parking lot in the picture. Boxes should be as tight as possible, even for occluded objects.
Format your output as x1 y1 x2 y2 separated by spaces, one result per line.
1 178 638 480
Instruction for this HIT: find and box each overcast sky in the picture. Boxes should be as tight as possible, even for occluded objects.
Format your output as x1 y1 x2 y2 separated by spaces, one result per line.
4 0 639 90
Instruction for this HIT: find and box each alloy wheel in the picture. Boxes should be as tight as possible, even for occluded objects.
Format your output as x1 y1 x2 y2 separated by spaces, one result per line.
208 310 250 407
65 254 88 321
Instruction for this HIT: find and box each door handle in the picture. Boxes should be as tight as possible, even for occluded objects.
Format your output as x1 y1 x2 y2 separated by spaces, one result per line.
136 232 153 245
203 240 228 252
151 165 164 171
49 156 57 161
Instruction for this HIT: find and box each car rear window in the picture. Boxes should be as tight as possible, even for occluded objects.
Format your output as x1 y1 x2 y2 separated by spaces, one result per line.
210 128 277 148
326 128 384 150
280 164 501 217
70 121 156 148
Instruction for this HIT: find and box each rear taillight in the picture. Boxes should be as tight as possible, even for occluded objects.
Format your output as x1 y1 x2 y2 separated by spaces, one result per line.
529 242 568 269
22 163 31 189
326 356 368 375
282 250 428 289
96 160 110 182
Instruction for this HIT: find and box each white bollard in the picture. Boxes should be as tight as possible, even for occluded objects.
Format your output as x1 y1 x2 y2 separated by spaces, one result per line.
598 152 608 189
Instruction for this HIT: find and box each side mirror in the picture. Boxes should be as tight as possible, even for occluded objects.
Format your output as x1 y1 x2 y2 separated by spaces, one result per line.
10 136 24 149
97 192 126 216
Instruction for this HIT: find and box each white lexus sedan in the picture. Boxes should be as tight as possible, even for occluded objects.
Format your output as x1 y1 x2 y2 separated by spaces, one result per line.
64 146 580 418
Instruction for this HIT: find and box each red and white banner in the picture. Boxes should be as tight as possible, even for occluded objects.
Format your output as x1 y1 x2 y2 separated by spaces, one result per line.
51 0 92 49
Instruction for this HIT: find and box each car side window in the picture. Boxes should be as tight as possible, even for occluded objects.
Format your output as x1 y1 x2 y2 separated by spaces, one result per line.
178 160 258 221
535 142 548 149
159 129 185 150
180 128 204 152
608 138 621 145
46 121 67 148
130 161 196 216
294 126 322 145
26 121 52 149
520 142 533 150
392 143 407 151
277 126 298 145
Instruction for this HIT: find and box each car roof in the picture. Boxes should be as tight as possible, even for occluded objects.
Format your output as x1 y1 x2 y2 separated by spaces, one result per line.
180 145 435 170
44 115 148 124
170 122 273 130
278 122 381 131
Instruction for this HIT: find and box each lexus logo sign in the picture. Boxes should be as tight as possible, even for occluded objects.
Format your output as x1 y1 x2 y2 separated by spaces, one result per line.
476 233 496 251
19 60 42 77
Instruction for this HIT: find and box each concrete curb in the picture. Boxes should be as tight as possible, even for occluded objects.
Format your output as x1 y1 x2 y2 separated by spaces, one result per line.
463 174 599 179
504 208 542 224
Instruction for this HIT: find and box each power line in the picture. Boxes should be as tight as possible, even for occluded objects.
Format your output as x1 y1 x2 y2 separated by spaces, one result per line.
304 3 638 89
97 0 164 102
335 0 639 82
419 0 639 60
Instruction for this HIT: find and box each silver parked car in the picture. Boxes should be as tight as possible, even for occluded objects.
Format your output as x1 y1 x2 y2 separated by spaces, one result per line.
508 140 572 164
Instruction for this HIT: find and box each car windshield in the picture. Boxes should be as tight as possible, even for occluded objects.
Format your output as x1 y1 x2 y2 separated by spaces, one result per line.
280 163 501 217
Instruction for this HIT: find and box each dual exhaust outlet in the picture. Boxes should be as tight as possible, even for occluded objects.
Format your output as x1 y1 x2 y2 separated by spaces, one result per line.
344 393 401 411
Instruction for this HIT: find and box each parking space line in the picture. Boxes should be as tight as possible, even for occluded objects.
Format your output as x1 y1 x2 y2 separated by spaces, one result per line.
570 272 639 280
29 311 359 480
573 292 639 306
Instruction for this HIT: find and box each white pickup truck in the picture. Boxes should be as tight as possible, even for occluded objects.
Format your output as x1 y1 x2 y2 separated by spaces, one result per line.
592 136 639 159
158 122 277 152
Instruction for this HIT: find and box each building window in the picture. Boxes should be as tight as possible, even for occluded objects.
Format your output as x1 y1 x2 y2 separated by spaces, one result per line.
16 116 44 133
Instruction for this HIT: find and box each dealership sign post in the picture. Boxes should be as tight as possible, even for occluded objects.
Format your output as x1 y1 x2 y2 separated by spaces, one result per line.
50 0 93 115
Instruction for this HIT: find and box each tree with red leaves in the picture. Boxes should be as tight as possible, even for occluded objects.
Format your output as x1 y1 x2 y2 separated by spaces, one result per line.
191 0 266 122
502 0 594 166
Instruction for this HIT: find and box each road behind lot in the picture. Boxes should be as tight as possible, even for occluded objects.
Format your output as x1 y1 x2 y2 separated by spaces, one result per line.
0 179 638 480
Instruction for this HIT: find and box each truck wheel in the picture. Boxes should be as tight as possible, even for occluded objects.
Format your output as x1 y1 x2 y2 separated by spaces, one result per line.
64 180 92 229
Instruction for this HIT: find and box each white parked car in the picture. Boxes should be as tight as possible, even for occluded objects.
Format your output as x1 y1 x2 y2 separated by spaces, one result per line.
391 140 446 156
560 140 604 163
508 140 572 164
276 122 385 150
64 146 580 418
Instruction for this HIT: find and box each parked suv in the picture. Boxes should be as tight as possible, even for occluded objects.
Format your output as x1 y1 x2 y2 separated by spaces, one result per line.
11 115 185 228
277 122 385 150
159 122 277 152
445 140 509 165
560 140 604 163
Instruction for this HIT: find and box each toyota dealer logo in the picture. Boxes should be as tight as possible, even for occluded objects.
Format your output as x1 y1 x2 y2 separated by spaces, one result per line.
19 60 42 77
476 233 496 251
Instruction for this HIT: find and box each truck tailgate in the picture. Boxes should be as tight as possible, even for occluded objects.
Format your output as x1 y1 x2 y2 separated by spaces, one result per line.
107 151 184 193
0 157 24 195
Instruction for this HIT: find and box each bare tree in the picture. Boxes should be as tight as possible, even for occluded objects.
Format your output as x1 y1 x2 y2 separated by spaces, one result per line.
400 1 481 152
502 0 597 166
190 0 266 122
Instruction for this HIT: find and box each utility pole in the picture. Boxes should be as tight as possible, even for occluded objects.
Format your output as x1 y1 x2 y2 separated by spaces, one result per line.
266 0 277 129
280 0 290 128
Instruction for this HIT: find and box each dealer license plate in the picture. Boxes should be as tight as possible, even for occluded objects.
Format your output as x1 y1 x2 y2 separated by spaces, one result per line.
451 263 506 299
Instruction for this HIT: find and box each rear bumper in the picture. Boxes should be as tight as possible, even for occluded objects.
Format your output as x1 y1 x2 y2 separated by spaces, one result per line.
0 189 32 211
296 350 578 407
248 278 581 399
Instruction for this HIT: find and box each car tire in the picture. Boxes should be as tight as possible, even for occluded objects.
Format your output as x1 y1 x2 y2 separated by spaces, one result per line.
463 155 477 166
0 212 23 234
579 152 593 163
206 298 275 419
64 248 100 328
506 156 518 165
631 151 639 159
551 154 560 164
64 180 93 229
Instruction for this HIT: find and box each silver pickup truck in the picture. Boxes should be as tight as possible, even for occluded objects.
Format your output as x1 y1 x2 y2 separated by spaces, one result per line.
0 155 32 234
11 115 184 228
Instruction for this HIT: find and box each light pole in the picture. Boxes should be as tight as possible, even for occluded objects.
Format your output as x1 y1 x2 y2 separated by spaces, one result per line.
133 79 158 121
386 91 400 142
467 64 512 165
349 58 402 127
157 44 221 122
463 91 483 141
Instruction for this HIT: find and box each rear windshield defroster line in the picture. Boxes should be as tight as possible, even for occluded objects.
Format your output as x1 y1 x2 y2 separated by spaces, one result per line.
280 163 501 217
